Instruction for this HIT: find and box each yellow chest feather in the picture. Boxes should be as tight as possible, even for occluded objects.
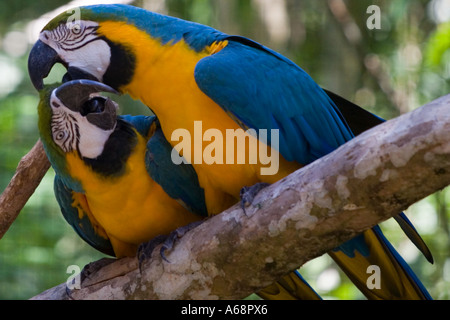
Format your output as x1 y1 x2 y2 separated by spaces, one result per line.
66 133 200 257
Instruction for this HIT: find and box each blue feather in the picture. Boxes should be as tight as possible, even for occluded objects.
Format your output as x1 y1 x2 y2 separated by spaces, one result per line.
144 119 208 217
119 114 155 137
85 4 224 52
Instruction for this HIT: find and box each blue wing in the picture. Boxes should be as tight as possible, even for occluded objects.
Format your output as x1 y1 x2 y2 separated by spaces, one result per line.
54 175 115 256
120 115 208 217
195 38 354 163
194 37 432 299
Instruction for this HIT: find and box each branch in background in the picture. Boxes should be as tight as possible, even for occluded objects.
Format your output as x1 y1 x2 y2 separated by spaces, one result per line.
32 95 450 300
0 140 50 239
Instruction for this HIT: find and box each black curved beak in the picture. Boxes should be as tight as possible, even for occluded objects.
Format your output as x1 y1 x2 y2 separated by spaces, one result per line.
54 80 119 130
28 39 60 90
54 79 118 109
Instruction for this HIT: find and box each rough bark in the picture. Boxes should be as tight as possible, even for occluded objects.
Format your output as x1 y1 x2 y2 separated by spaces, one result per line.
0 139 50 239
29 94 450 300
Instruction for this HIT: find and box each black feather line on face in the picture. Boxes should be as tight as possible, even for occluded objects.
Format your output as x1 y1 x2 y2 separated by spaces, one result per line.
82 120 137 177
58 26 100 51
101 38 136 91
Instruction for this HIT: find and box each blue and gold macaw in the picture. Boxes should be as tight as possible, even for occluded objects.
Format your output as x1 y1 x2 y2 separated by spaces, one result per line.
37 79 208 258
37 79 320 300
29 4 433 299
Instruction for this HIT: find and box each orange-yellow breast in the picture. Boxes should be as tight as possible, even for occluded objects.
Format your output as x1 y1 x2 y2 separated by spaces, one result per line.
66 130 201 257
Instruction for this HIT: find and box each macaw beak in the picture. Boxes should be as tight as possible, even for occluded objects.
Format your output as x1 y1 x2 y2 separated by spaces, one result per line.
28 40 60 90
28 40 99 90
54 80 120 130
54 79 118 109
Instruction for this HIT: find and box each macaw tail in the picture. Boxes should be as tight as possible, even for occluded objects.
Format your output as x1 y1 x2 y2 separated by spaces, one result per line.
258 271 322 300
329 226 432 300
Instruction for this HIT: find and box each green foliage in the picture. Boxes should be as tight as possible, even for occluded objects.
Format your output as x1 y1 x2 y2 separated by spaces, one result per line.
0 0 448 299
425 22 450 68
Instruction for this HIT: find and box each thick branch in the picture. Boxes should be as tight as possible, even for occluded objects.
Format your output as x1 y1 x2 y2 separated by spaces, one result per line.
32 95 450 300
0 140 50 239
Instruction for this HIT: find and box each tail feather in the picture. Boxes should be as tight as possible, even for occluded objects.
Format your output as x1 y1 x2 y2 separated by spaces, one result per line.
258 271 322 300
394 213 434 263
329 227 432 300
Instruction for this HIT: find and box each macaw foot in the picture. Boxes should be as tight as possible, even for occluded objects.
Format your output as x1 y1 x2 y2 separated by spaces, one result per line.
65 258 116 299
137 221 205 271
137 234 167 272
240 182 270 213
80 258 117 282
159 221 205 263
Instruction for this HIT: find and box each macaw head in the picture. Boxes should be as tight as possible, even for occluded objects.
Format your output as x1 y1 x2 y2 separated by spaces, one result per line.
38 79 119 161
29 5 140 92
28 4 220 92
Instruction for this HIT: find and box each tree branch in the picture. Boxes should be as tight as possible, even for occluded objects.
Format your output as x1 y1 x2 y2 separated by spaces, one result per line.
0 139 50 239
29 94 450 299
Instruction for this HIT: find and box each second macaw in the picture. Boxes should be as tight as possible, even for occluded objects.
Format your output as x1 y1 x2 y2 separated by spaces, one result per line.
37 79 209 257
28 4 433 299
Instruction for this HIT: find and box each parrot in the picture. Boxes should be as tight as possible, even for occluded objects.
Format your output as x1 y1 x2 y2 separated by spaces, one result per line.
36 79 321 300
28 4 433 299
37 79 209 258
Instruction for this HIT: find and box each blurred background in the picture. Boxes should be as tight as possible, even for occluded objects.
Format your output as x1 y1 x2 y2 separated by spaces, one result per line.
0 0 448 300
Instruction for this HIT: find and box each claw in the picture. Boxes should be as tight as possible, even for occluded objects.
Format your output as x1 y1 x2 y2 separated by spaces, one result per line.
159 221 205 263
137 221 205 271
65 258 116 299
137 234 167 272
240 182 270 213
80 258 117 282
65 284 75 300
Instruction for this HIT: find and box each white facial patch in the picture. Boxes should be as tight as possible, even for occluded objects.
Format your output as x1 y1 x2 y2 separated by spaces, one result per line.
40 20 111 81
50 91 115 159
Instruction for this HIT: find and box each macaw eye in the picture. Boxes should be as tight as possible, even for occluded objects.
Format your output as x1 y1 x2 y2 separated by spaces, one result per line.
71 24 82 34
81 97 106 116
54 130 67 141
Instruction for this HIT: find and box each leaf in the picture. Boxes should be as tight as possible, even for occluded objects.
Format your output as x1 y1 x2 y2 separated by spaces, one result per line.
424 23 450 68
